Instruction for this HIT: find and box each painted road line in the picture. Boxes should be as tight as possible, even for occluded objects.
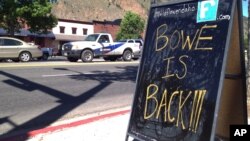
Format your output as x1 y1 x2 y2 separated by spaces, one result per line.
42 72 98 77
42 73 82 77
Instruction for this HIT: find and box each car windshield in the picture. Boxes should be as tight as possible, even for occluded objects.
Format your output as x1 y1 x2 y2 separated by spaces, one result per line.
84 34 99 41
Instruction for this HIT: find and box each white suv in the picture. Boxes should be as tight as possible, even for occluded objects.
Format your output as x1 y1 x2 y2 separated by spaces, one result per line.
117 39 144 60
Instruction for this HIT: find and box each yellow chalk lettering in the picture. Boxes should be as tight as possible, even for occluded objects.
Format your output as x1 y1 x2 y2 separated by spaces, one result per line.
162 56 175 79
189 90 198 131
195 24 217 50
168 91 179 122
176 55 188 79
144 84 159 119
181 29 200 50
176 91 192 130
156 89 168 122
194 90 207 132
170 30 181 50
156 24 169 51
192 90 202 132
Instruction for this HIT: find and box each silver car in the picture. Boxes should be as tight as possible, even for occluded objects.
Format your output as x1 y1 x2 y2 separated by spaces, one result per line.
0 37 43 62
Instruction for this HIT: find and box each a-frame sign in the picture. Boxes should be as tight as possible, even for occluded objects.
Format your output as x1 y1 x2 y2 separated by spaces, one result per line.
126 0 247 141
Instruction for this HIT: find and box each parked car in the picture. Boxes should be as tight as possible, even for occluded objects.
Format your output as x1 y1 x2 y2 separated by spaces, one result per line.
40 47 54 60
0 37 43 62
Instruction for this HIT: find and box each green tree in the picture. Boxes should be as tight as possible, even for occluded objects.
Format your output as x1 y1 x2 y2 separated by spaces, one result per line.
0 0 57 36
116 11 145 40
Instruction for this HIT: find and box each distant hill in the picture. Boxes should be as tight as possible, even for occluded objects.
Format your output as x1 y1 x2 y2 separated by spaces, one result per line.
51 0 248 39
51 0 151 22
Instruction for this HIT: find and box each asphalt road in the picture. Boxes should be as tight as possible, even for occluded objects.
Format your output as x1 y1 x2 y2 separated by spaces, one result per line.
0 59 139 137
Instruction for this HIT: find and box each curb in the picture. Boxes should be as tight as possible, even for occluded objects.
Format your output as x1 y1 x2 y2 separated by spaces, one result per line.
0 109 131 141
0 61 139 68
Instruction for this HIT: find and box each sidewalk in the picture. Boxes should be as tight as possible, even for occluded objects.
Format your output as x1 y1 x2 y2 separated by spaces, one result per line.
1 107 132 141
26 110 250 141
2 105 249 141
29 110 131 141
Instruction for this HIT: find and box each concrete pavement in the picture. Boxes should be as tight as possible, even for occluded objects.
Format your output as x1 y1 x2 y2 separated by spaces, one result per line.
1 105 250 141
0 56 139 68
0 107 132 141
28 111 130 141
1 56 249 141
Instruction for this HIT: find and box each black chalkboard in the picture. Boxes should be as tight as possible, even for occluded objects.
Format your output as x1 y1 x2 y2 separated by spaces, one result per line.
126 0 238 141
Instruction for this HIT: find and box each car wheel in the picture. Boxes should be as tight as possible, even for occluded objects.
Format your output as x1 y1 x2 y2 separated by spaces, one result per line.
67 57 78 62
122 50 132 61
81 50 93 62
42 53 49 60
19 52 31 62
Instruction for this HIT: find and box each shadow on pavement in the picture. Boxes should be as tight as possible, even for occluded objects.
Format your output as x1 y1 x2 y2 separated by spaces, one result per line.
0 65 138 141
0 71 114 140
53 66 138 82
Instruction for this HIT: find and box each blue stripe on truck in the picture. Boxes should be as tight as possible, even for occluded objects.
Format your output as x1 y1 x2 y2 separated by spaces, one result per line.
93 43 125 55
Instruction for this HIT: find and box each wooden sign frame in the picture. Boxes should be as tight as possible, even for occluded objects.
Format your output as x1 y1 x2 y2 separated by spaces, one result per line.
125 0 247 141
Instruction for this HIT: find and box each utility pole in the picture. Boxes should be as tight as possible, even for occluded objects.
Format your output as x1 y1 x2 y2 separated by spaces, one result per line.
247 0 250 99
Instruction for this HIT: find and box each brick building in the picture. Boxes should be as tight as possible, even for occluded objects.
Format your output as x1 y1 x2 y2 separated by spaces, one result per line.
93 19 121 40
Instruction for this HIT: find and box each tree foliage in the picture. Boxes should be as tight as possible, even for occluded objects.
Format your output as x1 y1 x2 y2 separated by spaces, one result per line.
116 11 145 40
0 0 57 36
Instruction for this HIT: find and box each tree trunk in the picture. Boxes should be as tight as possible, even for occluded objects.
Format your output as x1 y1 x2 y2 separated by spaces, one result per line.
9 27 15 37
8 19 16 37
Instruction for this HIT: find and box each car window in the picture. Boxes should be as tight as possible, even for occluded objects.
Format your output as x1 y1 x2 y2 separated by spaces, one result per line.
0 39 3 46
98 35 110 43
128 40 134 43
135 40 143 46
3 39 23 46
84 34 99 41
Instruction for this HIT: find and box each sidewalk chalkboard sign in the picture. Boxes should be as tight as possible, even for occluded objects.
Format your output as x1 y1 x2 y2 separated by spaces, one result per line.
126 0 247 141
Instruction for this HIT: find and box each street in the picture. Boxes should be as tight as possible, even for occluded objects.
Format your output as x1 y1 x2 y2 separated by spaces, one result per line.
0 59 139 138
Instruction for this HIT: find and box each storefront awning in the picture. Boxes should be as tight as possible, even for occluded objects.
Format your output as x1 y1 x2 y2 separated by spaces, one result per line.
0 28 55 37
54 34 86 41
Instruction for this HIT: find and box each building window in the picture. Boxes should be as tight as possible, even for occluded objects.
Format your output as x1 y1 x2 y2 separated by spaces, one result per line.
59 26 65 34
83 28 88 35
72 27 77 34
49 0 57 3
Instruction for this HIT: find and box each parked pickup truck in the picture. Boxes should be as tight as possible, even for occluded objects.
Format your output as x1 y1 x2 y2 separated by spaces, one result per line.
61 33 141 62
117 39 143 60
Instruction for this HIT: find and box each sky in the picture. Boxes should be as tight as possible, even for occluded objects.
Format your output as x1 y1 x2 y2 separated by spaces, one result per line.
242 0 248 17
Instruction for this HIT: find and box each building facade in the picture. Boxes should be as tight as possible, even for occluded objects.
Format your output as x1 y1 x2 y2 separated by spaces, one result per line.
0 19 120 55
52 19 94 55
